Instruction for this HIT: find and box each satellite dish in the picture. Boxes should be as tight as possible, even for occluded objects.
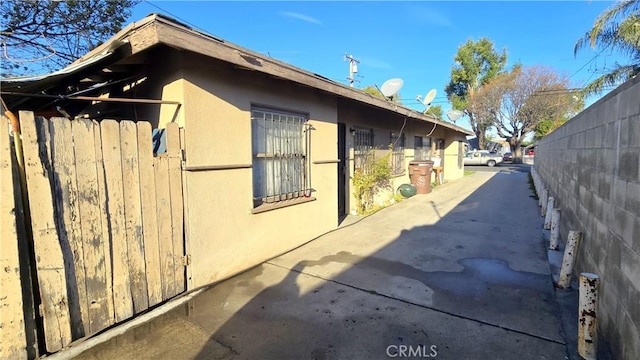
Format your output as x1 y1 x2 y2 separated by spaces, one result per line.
446 109 464 123
423 89 437 105
380 78 404 98
416 89 437 114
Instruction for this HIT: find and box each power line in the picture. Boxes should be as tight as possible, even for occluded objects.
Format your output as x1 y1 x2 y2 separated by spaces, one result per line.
143 0 203 32
569 48 607 80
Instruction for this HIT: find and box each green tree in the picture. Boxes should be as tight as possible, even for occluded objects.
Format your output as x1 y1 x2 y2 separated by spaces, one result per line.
533 91 584 141
470 65 578 161
1 0 138 76
362 85 384 99
574 0 640 95
425 104 443 119
534 119 559 141
445 38 508 149
362 85 401 103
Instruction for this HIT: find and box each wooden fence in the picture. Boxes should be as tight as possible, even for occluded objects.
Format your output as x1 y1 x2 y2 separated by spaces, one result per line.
1 111 29 359
1 111 185 357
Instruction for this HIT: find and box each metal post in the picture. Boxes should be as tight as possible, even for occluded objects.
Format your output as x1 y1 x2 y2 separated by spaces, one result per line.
578 272 599 360
544 196 555 229
557 231 582 288
537 176 544 206
541 189 549 217
550 208 561 250
532 168 540 194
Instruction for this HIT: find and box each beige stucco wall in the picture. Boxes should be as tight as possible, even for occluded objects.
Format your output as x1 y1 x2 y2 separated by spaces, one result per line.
180 53 339 287
129 47 186 128
136 48 469 289
443 131 466 181
337 101 466 213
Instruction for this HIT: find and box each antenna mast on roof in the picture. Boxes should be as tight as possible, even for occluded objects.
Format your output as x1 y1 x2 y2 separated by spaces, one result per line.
344 54 360 87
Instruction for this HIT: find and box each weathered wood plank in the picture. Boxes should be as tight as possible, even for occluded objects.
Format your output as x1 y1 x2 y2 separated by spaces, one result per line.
49 117 87 339
20 112 71 352
99 120 133 322
154 155 175 299
0 117 28 359
119 121 149 312
72 119 112 334
7 115 40 359
137 122 162 306
92 121 115 325
166 123 185 295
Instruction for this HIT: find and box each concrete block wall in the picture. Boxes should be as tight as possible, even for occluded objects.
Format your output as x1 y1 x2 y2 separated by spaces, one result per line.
535 75 640 360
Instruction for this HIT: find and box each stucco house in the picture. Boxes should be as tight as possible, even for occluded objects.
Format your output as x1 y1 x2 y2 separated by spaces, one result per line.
2 13 472 292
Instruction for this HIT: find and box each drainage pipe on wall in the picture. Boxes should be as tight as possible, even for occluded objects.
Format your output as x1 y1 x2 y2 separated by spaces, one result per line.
557 231 582 288
578 272 599 360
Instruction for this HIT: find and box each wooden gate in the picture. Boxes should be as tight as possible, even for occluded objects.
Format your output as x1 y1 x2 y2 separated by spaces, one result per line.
1 111 186 356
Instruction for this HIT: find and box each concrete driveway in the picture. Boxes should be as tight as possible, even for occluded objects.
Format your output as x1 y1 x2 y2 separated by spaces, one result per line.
71 166 569 360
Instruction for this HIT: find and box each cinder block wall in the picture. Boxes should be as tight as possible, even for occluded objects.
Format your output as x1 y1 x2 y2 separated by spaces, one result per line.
535 75 639 360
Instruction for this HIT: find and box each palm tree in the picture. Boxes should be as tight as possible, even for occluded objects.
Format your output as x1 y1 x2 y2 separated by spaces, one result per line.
574 0 640 95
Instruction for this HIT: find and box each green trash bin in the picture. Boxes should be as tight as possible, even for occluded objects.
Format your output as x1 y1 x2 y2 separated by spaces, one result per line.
398 184 417 198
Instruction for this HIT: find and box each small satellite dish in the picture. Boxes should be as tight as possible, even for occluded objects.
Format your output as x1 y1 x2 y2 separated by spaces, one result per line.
380 78 404 98
446 109 464 123
416 89 437 113
423 89 437 105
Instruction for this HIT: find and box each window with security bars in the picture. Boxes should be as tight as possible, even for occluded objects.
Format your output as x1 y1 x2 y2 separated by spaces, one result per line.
414 136 432 161
390 132 405 175
251 108 311 207
353 128 374 173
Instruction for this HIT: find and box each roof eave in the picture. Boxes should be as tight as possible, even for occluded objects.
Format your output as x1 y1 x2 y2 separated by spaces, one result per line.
144 17 473 135
2 14 474 136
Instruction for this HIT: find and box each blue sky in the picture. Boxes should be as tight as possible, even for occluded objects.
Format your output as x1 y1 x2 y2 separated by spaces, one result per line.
128 1 623 133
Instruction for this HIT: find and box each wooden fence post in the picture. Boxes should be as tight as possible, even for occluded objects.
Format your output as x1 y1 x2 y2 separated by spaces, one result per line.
21 112 72 352
1 116 27 359
72 119 114 333
136 121 163 307
120 121 149 313
167 123 185 295
100 120 133 322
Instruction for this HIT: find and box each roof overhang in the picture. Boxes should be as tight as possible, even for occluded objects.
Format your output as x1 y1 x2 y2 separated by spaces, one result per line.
1 13 473 136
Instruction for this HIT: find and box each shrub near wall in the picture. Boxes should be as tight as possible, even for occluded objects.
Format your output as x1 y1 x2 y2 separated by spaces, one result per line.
535 75 640 360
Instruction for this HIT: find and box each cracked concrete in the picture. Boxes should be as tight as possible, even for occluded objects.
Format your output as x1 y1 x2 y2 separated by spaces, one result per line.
70 165 574 360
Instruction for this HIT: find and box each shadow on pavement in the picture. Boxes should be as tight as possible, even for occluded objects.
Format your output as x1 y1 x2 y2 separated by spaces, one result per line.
74 169 575 360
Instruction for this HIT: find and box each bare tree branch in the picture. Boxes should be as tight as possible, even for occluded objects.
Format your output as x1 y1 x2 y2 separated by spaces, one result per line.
1 0 137 76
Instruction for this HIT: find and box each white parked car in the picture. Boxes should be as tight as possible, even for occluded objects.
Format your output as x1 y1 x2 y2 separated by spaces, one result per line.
463 150 503 167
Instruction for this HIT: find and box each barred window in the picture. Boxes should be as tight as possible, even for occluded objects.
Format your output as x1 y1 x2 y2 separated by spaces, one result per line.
414 136 432 161
390 132 405 175
353 128 374 173
251 108 311 207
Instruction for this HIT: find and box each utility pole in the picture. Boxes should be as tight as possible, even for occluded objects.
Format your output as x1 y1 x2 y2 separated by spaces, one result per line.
344 54 360 87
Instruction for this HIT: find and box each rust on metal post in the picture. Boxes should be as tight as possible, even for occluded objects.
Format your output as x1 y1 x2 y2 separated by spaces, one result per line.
544 196 555 229
550 208 561 250
541 189 549 217
578 272 599 360
557 231 582 288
